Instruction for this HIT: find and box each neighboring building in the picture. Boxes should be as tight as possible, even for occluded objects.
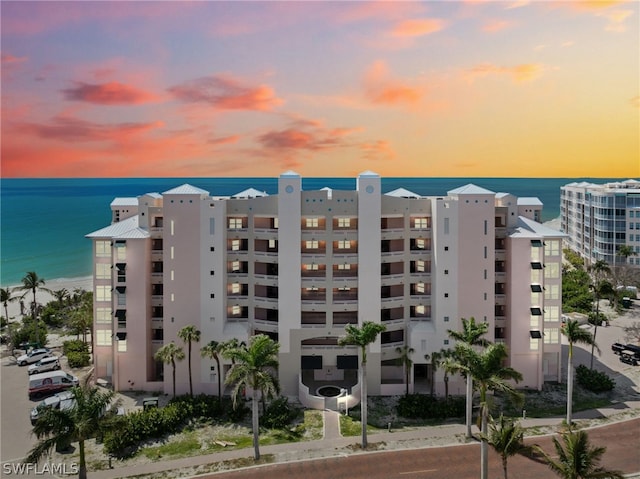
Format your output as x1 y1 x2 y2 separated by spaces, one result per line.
86 172 564 405
561 179 640 267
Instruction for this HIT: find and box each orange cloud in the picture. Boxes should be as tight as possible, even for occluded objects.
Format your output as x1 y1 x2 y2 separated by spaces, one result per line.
169 74 283 111
391 18 446 37
258 122 360 152
596 9 633 32
1 52 27 64
360 140 396 162
481 19 512 33
62 81 160 105
466 63 544 83
364 61 424 106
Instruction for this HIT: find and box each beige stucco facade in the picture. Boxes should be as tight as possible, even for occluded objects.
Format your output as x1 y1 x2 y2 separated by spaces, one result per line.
87 172 565 402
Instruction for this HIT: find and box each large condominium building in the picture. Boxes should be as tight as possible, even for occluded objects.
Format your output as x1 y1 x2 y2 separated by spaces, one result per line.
87 171 564 406
561 179 640 267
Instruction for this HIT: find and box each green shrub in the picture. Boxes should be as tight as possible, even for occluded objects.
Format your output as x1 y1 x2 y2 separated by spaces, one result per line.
262 397 297 429
575 365 615 393
63 339 88 355
66 350 91 368
397 394 465 419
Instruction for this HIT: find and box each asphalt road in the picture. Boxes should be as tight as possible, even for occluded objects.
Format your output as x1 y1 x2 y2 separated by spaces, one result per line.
201 418 640 479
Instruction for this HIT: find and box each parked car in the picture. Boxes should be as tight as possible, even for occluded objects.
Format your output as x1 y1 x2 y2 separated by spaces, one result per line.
612 343 626 355
17 348 52 366
619 350 639 366
28 356 61 375
28 370 79 399
30 390 75 425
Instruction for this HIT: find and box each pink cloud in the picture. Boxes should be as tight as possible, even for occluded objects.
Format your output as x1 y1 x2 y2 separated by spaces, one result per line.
169 75 283 111
481 19 513 33
360 140 396 162
390 18 446 37
12 115 163 143
364 61 424 106
1 52 27 64
62 81 160 105
466 63 544 83
258 123 359 152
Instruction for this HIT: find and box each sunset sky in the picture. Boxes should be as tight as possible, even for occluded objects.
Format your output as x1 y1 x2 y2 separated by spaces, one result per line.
1 1 638 178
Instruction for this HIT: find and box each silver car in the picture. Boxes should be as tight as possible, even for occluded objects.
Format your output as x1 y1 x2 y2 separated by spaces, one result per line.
28 356 61 375
30 390 75 425
17 348 52 366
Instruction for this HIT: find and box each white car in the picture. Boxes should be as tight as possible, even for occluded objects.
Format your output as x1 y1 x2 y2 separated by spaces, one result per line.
17 348 52 366
30 390 75 425
28 356 61 375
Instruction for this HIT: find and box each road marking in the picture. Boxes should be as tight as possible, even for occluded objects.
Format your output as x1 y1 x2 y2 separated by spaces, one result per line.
399 469 437 475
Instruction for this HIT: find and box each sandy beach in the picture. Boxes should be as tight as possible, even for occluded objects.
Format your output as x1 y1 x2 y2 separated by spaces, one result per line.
3 276 93 322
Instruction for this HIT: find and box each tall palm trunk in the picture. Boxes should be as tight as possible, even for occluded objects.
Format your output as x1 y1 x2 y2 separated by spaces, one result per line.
172 359 177 398
465 375 473 438
188 341 193 396
252 387 260 460
590 299 600 370
444 374 449 399
566 343 574 425
360 354 368 448
215 356 222 405
480 392 489 479
79 440 87 479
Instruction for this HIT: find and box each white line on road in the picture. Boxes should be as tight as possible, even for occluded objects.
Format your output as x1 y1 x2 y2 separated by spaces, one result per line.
399 469 437 475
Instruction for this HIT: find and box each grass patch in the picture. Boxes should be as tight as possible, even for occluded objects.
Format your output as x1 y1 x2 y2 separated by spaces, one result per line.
141 435 201 460
302 410 324 440
339 414 380 436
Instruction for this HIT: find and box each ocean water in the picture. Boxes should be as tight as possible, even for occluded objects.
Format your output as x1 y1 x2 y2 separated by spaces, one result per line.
0 177 620 286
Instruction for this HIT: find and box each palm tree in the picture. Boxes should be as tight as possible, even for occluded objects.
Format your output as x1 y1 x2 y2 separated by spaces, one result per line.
1 287 18 323
448 317 490 439
535 429 624 479
440 349 460 400
395 344 414 396
17 272 51 346
588 260 612 369
562 319 599 425
155 342 185 397
616 244 636 268
223 334 280 460
178 325 201 396
454 342 523 479
484 414 532 479
338 321 386 449
425 351 438 397
27 382 120 479
201 340 225 405
52 288 69 307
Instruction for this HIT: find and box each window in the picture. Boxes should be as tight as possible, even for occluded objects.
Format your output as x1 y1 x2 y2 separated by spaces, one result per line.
531 262 543 270
414 217 428 228
544 240 560 256
305 240 319 249
96 263 110 279
544 263 560 279
544 327 560 344
415 238 426 249
96 329 112 346
530 307 543 315
95 241 111 257
306 218 319 228
338 217 351 228
95 286 111 302
529 338 540 351
444 316 450 322
484 220 488 235
531 284 543 293
231 283 241 294
231 239 241 251
338 263 351 270
416 282 425 294
545 284 559 300
268 239 277 249
305 263 319 271
416 304 426 315
337 240 351 249
231 260 241 272
209 218 215 235
545 306 560 322
229 218 243 229
96 307 111 324
231 305 241 315
115 242 126 261
117 339 127 352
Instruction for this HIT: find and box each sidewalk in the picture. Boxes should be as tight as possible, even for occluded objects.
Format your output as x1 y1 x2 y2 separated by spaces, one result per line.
90 400 640 479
